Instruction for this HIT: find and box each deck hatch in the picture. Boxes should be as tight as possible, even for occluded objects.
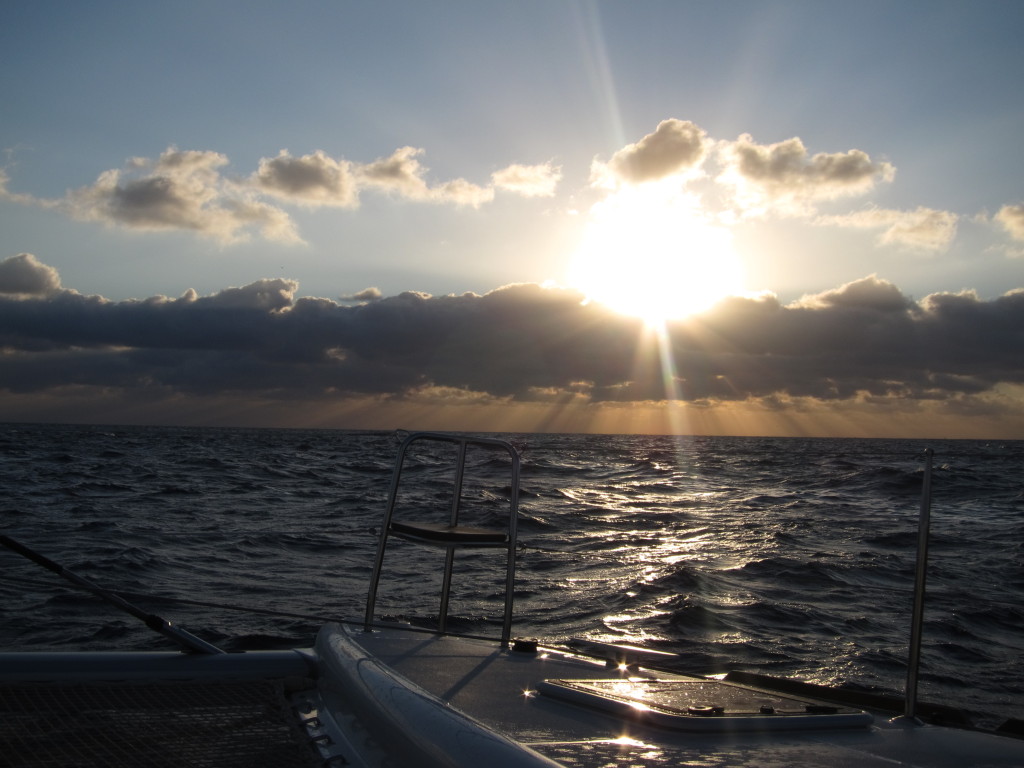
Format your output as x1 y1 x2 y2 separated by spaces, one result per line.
537 678 872 732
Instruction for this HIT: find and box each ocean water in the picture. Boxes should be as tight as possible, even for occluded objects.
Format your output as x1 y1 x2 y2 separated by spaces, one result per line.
1 423 1021 729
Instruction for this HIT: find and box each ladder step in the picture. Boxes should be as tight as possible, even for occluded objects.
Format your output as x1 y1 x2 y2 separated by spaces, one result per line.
389 521 509 544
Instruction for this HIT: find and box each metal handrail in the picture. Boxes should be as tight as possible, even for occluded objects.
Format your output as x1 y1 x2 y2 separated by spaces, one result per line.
363 432 522 648
901 447 934 723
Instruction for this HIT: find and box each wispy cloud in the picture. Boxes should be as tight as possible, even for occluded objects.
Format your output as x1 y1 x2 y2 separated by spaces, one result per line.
356 146 490 205
0 169 60 209
815 206 959 251
491 162 562 197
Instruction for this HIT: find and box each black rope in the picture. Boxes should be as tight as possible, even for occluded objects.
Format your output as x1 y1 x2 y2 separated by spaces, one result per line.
0 575 525 642
0 535 224 654
0 574 334 623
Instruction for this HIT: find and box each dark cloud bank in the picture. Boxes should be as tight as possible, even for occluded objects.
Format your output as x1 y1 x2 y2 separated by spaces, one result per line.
1 254 1022 435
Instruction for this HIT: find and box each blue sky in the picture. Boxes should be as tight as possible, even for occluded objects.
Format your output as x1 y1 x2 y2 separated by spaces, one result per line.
1 1 1022 437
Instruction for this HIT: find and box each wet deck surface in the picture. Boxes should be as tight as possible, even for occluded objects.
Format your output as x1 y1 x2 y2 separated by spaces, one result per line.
0 679 318 768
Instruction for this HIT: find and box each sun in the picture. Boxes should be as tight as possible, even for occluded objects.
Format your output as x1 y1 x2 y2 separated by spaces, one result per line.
567 186 744 325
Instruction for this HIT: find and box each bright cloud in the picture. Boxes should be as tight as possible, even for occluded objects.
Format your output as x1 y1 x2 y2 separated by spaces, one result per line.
430 177 495 207
816 206 959 250
718 134 895 214
995 204 1024 241
491 162 562 197
597 119 710 186
585 121 900 230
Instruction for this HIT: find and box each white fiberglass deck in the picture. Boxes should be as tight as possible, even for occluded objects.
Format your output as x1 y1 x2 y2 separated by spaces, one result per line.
313 623 1024 768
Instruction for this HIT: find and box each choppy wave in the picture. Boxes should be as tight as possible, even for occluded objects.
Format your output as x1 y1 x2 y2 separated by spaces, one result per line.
0 423 1021 728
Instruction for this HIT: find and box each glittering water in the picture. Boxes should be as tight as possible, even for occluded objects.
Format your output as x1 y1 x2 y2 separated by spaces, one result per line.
1 424 1021 727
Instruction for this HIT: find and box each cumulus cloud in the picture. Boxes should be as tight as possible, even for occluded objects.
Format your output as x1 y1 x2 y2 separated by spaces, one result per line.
1 143 557 242
597 119 710 186
584 120 903 236
0 119 954 254
816 206 959 250
995 204 1024 241
717 133 895 214
0 253 62 297
792 274 914 311
1 257 1022 423
66 148 302 244
253 150 358 207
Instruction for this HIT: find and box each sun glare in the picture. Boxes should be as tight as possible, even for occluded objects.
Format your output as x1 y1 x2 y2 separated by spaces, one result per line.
568 187 744 324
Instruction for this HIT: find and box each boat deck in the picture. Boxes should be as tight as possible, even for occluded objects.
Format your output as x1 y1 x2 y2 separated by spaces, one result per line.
319 625 1024 768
